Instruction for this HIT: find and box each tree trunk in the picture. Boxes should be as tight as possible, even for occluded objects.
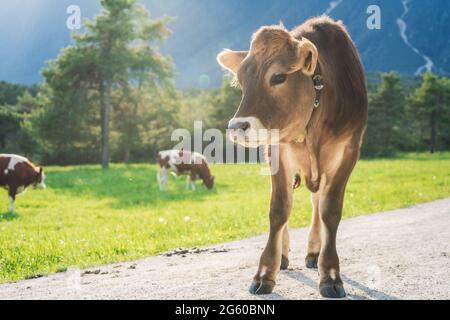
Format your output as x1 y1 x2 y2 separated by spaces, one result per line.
123 147 130 164
430 110 436 154
122 83 141 164
100 80 111 169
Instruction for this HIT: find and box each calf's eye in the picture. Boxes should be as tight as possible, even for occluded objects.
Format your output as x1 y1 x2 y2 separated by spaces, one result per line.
270 73 287 86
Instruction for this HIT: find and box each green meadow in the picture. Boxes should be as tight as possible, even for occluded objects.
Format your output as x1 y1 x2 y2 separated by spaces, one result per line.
0 153 449 282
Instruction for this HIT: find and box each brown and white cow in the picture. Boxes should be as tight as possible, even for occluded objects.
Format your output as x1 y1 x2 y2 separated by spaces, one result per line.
0 154 46 213
157 150 215 191
217 16 368 298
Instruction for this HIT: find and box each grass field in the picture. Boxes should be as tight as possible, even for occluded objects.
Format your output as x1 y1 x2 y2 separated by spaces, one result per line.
0 153 449 282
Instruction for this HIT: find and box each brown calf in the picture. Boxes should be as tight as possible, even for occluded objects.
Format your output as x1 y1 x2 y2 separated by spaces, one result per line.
157 150 215 191
0 154 46 213
217 16 368 298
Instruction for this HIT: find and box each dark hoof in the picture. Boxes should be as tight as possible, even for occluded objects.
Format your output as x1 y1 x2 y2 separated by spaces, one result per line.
319 283 346 299
280 256 289 270
305 253 318 269
249 281 275 295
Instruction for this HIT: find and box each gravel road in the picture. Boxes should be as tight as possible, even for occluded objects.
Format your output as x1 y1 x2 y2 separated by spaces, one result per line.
1 198 449 300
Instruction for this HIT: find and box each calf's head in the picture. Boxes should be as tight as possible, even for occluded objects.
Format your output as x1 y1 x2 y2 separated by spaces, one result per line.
217 25 319 146
203 175 215 190
34 167 46 190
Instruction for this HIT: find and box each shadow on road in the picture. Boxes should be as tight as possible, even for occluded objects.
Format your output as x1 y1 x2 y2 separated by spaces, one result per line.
341 274 401 300
284 269 317 290
280 269 401 300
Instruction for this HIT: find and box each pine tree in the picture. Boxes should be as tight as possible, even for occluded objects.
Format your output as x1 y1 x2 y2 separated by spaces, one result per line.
39 0 173 167
363 72 406 156
410 72 450 153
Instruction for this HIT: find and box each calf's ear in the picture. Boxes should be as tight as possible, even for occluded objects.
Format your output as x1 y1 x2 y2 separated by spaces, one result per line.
217 49 248 75
292 38 318 76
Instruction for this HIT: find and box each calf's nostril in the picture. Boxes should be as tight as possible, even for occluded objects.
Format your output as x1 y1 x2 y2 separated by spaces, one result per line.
241 122 250 131
229 121 251 131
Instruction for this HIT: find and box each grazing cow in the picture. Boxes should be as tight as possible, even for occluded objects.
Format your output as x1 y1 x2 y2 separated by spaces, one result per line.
157 150 215 191
0 154 46 213
217 16 368 298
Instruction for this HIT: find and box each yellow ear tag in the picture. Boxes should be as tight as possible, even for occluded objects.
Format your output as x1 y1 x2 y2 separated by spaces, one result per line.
295 133 306 143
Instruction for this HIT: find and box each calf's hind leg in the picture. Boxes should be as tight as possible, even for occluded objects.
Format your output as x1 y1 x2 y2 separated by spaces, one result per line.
306 192 321 269
281 225 290 270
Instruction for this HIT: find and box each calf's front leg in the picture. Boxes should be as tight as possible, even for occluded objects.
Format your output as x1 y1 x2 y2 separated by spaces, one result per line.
250 157 293 295
9 196 14 213
158 169 169 191
318 145 360 298
189 173 196 191
8 187 17 213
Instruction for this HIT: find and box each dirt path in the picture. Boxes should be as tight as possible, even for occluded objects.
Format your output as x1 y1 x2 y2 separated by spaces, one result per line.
1 198 450 300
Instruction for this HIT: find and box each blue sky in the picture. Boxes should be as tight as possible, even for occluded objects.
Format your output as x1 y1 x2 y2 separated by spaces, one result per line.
0 0 338 85
1 1 448 86
0 1 100 84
